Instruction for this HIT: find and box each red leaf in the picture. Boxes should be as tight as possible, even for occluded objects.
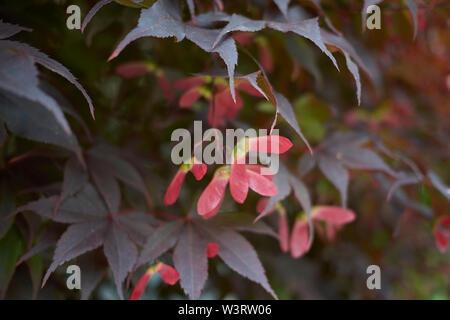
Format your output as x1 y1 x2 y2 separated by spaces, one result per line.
248 135 293 154
197 168 229 217
115 62 150 78
256 198 273 214
246 168 278 197
278 211 289 252
257 43 274 73
207 242 219 258
434 228 448 253
232 31 253 45
156 74 175 102
208 88 244 126
190 163 207 180
173 76 206 90
179 87 202 107
164 170 187 206
158 263 179 285
440 216 450 228
290 219 311 258
129 263 178 300
129 272 151 300
312 206 355 224
246 165 274 179
229 163 248 203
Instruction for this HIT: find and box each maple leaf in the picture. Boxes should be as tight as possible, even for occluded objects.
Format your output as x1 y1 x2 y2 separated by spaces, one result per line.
0 90 81 156
195 220 278 299
135 214 277 299
164 158 207 206
0 42 71 134
0 20 31 39
130 262 179 300
302 132 398 208
173 72 267 126
211 13 338 70
257 164 311 221
197 165 278 219
256 199 289 251
0 20 94 147
81 0 115 33
173 223 208 299
86 144 153 211
115 61 176 101
11 184 156 299
135 220 184 269
290 206 356 258
434 216 450 253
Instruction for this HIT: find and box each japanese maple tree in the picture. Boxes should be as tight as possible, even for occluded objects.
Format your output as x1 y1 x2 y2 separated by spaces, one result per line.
0 0 449 300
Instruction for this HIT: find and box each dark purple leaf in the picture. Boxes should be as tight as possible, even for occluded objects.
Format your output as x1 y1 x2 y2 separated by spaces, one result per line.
81 0 115 33
387 173 421 201
117 212 157 247
20 43 95 119
289 176 311 214
0 90 80 154
13 184 108 224
321 29 375 103
340 148 396 176
109 0 186 61
78 251 107 300
87 155 121 215
173 223 208 299
0 20 31 39
274 92 312 153
209 212 278 238
136 220 183 267
88 146 151 208
103 223 138 300
297 153 316 177
212 14 338 70
197 224 277 299
317 155 349 208
404 0 418 39
42 219 109 287
54 156 88 216
0 43 71 133
16 224 63 266
185 25 238 101
257 164 292 220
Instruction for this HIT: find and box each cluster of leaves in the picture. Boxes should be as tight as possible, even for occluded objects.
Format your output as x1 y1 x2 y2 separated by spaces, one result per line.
0 0 449 300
